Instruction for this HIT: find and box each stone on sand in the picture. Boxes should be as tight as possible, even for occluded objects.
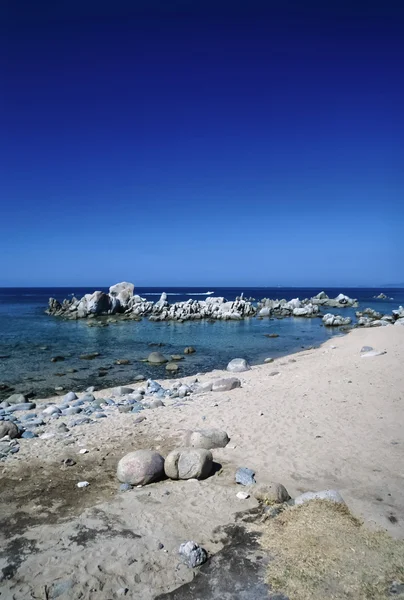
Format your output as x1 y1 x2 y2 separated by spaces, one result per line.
179 541 208 568
252 482 291 504
294 489 345 505
164 448 213 480
5 393 27 405
211 377 241 392
113 386 134 396
0 421 19 439
63 391 78 403
117 450 165 485
226 358 251 373
183 428 230 449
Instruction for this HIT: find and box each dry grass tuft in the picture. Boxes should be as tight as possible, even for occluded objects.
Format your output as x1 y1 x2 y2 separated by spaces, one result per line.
262 500 404 600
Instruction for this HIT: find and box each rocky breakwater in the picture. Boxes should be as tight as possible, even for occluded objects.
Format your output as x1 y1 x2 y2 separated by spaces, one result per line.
46 283 257 322
256 291 357 318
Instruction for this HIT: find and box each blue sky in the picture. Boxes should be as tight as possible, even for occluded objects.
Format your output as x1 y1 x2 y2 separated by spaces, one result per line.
1 0 403 286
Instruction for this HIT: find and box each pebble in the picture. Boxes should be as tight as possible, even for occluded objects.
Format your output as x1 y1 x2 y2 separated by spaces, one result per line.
63 391 78 403
77 481 90 488
62 407 82 416
21 431 37 439
236 491 250 500
63 458 76 466
119 483 132 492
79 448 89 454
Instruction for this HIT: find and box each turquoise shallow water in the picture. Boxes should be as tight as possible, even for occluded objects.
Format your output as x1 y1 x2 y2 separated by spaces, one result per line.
0 287 402 399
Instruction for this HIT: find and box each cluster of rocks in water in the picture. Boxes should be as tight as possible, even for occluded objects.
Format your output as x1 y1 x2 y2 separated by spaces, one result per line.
45 282 404 330
46 283 358 323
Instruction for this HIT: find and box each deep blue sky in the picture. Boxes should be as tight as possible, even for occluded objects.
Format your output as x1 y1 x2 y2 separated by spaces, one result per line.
1 0 403 287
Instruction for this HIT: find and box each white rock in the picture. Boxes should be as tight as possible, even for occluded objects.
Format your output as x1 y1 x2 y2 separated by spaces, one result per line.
236 491 250 500
79 448 89 454
226 358 251 373
294 489 345 505
77 481 90 488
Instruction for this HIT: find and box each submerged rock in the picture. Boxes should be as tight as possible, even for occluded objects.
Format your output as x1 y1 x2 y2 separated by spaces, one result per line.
147 352 168 364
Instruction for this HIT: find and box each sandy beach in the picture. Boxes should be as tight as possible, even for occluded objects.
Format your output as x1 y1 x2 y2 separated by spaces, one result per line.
1 324 404 599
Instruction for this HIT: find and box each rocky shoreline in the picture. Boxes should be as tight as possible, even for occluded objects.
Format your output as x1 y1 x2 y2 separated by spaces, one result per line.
1 325 404 598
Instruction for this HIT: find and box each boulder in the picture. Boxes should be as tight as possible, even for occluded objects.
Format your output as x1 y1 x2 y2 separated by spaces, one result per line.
6 393 27 405
211 377 241 392
148 352 168 364
184 347 196 354
322 314 352 327
252 482 291 504
166 362 179 372
86 291 111 315
179 541 208 568
226 358 251 373
164 448 213 480
117 450 165 485
0 421 19 439
183 428 230 449
294 489 345 505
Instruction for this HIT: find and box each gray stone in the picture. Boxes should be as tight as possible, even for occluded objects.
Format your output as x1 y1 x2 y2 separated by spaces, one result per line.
0 421 19 439
42 405 62 416
166 362 179 372
148 352 168 364
211 377 241 392
294 489 345 505
179 541 208 568
23 418 45 428
5 393 27 405
117 449 165 485
21 430 37 439
113 386 134 396
164 448 213 480
226 358 251 373
360 346 373 353
184 346 196 354
118 405 132 414
4 403 36 413
361 350 387 358
63 391 78 403
61 407 82 416
119 483 132 492
236 467 256 486
183 428 230 450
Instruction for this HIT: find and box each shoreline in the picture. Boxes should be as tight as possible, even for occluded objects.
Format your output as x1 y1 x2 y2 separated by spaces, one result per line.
1 325 404 598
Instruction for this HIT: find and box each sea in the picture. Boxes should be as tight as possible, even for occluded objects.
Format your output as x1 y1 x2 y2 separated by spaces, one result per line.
0 287 403 400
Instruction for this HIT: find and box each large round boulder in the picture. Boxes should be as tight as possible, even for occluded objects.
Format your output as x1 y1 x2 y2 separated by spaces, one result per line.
226 358 251 373
183 428 230 450
117 450 165 485
0 421 19 439
164 448 213 480
148 352 168 364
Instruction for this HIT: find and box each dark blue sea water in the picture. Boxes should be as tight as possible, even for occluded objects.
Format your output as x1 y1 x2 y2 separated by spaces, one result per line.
0 287 403 399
